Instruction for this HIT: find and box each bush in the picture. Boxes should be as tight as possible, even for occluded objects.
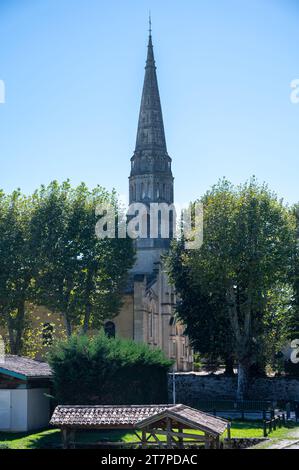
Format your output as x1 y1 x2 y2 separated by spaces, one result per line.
48 333 173 405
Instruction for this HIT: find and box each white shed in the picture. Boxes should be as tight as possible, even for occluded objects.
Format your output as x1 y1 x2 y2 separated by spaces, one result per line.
0 356 52 432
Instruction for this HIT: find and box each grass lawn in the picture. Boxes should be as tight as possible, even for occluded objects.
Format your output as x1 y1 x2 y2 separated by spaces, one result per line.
229 420 299 439
0 421 298 449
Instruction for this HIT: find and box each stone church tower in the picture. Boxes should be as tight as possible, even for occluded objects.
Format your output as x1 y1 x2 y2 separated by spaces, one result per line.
108 27 193 371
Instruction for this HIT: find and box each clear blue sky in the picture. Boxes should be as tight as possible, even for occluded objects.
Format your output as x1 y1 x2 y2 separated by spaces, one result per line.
0 0 298 205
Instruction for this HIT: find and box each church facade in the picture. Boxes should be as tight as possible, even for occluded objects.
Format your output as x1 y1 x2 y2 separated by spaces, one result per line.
110 30 193 372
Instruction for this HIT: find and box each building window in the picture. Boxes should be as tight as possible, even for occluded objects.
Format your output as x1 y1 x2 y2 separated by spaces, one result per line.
104 321 116 338
42 322 54 346
170 341 176 358
153 315 158 343
148 313 153 339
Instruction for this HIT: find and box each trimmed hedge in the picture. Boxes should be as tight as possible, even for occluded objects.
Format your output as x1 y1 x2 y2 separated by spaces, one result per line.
48 333 173 405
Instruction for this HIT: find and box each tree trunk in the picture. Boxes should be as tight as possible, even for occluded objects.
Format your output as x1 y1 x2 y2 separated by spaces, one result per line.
6 315 16 354
14 301 26 354
6 302 26 355
237 362 250 401
64 314 72 337
224 356 235 376
82 303 92 334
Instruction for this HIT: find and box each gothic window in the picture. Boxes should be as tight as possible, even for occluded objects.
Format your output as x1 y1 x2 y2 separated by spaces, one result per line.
141 183 145 199
104 321 116 338
153 315 158 343
169 316 176 336
148 312 153 339
171 341 176 358
42 322 54 346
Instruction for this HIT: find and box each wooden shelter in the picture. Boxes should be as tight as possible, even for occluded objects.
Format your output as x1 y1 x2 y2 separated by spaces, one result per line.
50 404 229 449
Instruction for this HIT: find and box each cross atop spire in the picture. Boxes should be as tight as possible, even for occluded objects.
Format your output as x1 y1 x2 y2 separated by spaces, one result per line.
149 12 152 36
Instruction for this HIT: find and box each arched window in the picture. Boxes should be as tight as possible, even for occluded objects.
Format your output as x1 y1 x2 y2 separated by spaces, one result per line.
104 321 116 338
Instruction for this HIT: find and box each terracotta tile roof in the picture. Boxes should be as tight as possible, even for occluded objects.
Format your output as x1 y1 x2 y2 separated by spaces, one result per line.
137 404 228 436
0 355 52 379
50 405 172 428
50 404 228 435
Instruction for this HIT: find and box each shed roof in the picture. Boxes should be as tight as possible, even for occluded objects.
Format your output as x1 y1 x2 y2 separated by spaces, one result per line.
0 355 52 380
50 404 228 435
50 405 172 429
137 404 228 436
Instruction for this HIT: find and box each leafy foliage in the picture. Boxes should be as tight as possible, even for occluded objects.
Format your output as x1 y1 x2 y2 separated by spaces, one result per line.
168 178 296 398
48 333 172 405
0 181 135 354
31 181 135 335
0 190 36 353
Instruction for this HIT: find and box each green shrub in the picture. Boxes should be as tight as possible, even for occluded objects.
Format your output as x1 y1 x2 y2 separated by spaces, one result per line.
48 333 173 405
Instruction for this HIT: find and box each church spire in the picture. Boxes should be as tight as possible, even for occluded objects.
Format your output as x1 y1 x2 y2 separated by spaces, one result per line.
129 23 173 206
135 23 167 152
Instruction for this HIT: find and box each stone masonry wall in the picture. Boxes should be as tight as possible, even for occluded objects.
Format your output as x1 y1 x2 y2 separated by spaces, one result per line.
168 373 299 403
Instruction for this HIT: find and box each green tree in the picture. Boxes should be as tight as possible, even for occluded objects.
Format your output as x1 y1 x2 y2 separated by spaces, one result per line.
0 190 36 353
168 178 295 399
167 239 235 374
285 204 299 375
31 181 135 335
48 332 172 405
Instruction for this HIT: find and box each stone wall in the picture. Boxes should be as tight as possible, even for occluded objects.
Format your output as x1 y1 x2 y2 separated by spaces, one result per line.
168 373 299 403
224 438 268 449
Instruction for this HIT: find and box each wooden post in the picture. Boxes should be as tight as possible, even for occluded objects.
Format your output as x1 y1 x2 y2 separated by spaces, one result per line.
141 429 147 449
166 418 172 448
69 430 76 448
263 420 267 437
178 424 184 449
227 420 231 444
61 428 70 449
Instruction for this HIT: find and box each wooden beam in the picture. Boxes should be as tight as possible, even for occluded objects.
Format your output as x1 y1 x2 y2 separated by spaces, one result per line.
150 431 164 449
178 424 183 449
151 429 207 441
166 418 172 448
134 430 142 442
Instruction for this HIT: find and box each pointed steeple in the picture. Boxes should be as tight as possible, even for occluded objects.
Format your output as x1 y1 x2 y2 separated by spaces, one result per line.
129 23 173 206
135 26 167 152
